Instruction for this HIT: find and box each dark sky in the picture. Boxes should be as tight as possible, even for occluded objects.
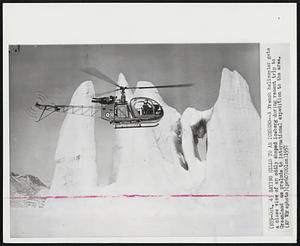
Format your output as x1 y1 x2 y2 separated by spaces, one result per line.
9 44 260 184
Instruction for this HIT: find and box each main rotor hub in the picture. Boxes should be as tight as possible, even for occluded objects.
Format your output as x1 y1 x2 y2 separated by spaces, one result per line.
120 87 127 103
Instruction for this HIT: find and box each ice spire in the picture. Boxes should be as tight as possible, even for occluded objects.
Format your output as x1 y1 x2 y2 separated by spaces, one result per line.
47 80 97 199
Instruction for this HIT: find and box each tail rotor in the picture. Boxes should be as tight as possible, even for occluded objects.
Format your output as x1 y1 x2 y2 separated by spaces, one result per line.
24 92 54 122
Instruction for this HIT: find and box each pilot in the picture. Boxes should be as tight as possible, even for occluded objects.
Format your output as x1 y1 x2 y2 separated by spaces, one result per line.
142 100 152 115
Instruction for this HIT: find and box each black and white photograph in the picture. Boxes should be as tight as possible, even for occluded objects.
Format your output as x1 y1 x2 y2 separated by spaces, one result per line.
3 4 296 243
9 43 263 237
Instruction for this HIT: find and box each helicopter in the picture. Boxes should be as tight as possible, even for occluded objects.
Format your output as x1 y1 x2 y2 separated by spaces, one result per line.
34 67 193 129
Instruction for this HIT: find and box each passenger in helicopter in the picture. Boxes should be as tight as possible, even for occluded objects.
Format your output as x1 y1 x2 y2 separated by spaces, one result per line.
154 104 161 115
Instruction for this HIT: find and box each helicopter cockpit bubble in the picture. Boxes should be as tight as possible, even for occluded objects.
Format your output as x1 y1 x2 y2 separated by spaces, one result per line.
129 97 163 120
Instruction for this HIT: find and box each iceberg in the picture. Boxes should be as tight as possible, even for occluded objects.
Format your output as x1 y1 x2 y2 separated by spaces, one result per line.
104 68 261 194
36 68 262 236
204 68 261 193
47 81 98 201
47 68 261 196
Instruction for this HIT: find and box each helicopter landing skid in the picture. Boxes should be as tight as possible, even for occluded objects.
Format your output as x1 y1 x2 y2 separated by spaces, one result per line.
114 122 159 129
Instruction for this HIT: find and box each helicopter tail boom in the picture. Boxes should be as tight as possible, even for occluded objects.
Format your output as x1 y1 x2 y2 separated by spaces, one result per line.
34 103 101 122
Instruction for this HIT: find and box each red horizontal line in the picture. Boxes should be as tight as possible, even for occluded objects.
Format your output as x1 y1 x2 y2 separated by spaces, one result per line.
9 194 272 200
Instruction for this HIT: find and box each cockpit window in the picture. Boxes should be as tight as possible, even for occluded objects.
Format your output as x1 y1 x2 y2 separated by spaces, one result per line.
130 98 163 118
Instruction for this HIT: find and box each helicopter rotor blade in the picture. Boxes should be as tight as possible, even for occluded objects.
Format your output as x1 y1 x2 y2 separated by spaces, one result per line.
80 67 121 88
94 88 120 97
127 83 194 90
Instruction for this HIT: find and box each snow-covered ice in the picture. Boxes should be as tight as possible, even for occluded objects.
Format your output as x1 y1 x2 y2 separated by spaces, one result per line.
47 81 98 203
180 107 213 187
204 68 261 194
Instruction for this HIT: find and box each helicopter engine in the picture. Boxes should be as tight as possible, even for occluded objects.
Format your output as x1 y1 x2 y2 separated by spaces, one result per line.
92 95 116 104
